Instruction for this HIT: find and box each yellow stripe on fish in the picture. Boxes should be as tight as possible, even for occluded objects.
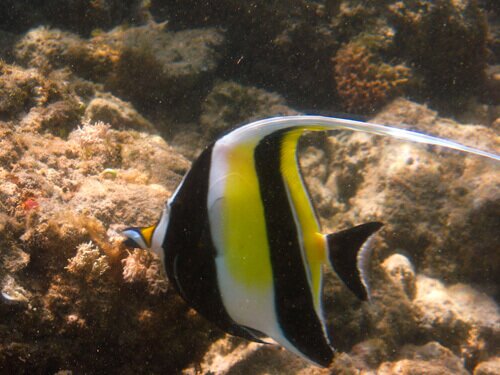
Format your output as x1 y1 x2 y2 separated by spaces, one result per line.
280 129 326 313
222 140 273 288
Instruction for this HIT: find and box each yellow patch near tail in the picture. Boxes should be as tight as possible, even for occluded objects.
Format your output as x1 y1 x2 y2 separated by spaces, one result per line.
280 129 327 311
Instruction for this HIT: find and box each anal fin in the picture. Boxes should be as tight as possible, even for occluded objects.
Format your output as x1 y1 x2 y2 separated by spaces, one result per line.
241 326 272 344
326 222 383 301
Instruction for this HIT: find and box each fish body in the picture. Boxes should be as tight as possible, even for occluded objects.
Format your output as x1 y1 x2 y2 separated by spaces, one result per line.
123 116 499 367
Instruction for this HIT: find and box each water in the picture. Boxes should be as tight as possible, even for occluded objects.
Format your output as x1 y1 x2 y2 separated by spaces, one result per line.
0 1 499 374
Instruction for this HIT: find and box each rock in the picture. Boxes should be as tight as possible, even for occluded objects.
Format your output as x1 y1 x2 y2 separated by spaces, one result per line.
413 276 470 340
15 23 226 112
151 0 339 107
378 342 468 375
300 146 338 218
84 93 154 131
105 24 226 108
493 117 500 132
182 319 387 374
348 338 388 370
1 275 31 304
381 253 416 299
118 131 191 191
329 352 370 375
200 80 299 139
0 30 16 62
485 65 500 105
387 0 488 101
413 275 499 364
2 245 30 273
168 124 208 160
0 62 82 127
14 27 86 72
367 269 420 350
314 98 500 287
0 0 135 36
0 107 214 372
454 97 498 127
182 337 261 375
183 336 327 375
474 357 500 375
121 249 168 295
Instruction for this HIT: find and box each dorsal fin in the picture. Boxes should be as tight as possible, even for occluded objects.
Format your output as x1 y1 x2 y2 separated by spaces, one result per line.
326 222 383 301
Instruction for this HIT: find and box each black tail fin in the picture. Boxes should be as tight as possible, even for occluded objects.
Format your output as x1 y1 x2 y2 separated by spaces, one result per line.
326 222 383 301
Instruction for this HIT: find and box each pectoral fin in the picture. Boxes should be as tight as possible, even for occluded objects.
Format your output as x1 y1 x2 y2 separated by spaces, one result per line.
326 222 383 301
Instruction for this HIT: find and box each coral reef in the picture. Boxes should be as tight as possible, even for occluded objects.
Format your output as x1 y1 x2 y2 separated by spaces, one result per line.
146 0 492 115
0 0 137 36
150 0 339 107
15 23 226 113
84 93 154 131
413 275 499 366
333 32 412 113
0 62 82 127
66 241 110 282
14 27 86 73
381 253 416 299
122 249 168 295
366 99 499 287
474 358 500 375
0 84 213 372
3 0 493 116
0 0 498 373
377 342 469 375
103 23 225 110
302 98 499 290
200 80 298 139
1 274 31 304
0 30 16 63
387 0 488 102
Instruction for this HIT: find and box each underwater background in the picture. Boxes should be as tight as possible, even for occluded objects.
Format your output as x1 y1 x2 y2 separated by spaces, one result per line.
0 1 499 374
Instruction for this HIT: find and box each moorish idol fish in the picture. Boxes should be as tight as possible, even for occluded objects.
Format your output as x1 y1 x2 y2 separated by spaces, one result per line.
123 116 499 367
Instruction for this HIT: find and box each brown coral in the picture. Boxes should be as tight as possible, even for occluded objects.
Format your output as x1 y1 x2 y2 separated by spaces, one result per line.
0 100 209 373
122 249 168 295
0 62 84 136
65 241 110 282
84 93 155 131
200 80 298 139
387 0 488 101
333 39 411 114
0 62 74 116
14 23 226 111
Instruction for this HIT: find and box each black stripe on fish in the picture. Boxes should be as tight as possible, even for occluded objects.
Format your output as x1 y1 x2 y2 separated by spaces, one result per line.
163 143 265 343
254 131 334 367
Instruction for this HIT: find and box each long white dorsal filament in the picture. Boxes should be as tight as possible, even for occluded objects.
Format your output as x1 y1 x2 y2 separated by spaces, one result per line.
225 116 500 162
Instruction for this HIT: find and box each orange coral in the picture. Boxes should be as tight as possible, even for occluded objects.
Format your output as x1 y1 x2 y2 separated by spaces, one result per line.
22 197 39 211
333 41 410 114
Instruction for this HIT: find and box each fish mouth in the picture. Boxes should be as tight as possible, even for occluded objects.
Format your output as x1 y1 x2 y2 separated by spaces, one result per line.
122 227 149 249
